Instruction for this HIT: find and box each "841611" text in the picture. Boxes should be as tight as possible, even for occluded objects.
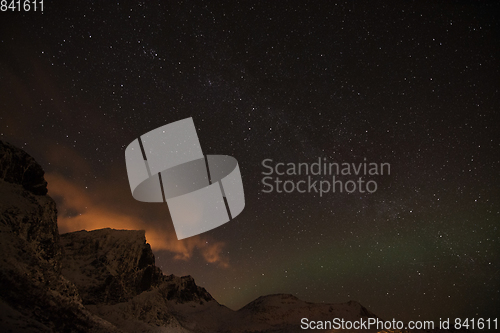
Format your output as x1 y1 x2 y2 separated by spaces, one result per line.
1 0 43 12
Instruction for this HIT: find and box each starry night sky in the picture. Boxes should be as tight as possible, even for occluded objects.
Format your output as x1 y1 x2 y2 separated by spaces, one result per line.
1 0 499 324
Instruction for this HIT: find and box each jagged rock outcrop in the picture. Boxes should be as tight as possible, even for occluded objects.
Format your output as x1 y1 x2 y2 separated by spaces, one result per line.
1 141 456 333
162 274 214 304
60 229 164 305
0 140 48 195
83 275 225 333
0 140 120 332
60 229 225 332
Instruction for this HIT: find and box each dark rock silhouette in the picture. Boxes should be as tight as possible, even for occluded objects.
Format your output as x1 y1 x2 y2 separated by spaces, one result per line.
0 140 119 332
60 229 164 305
0 141 460 332
0 140 48 195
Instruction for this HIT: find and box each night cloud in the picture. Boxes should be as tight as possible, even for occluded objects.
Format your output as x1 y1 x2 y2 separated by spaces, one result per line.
46 172 229 267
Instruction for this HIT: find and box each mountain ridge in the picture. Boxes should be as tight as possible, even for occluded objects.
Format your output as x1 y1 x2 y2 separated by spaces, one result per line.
0 140 460 332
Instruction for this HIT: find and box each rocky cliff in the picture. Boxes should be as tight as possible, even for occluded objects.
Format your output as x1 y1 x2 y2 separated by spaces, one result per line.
0 140 230 333
0 140 48 195
60 229 164 305
0 140 119 332
0 140 457 333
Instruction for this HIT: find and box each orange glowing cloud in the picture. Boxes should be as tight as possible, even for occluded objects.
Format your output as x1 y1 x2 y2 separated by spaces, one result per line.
46 173 229 267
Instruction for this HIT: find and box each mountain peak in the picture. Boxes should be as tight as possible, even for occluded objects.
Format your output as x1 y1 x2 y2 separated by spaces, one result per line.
0 142 454 332
60 228 163 305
